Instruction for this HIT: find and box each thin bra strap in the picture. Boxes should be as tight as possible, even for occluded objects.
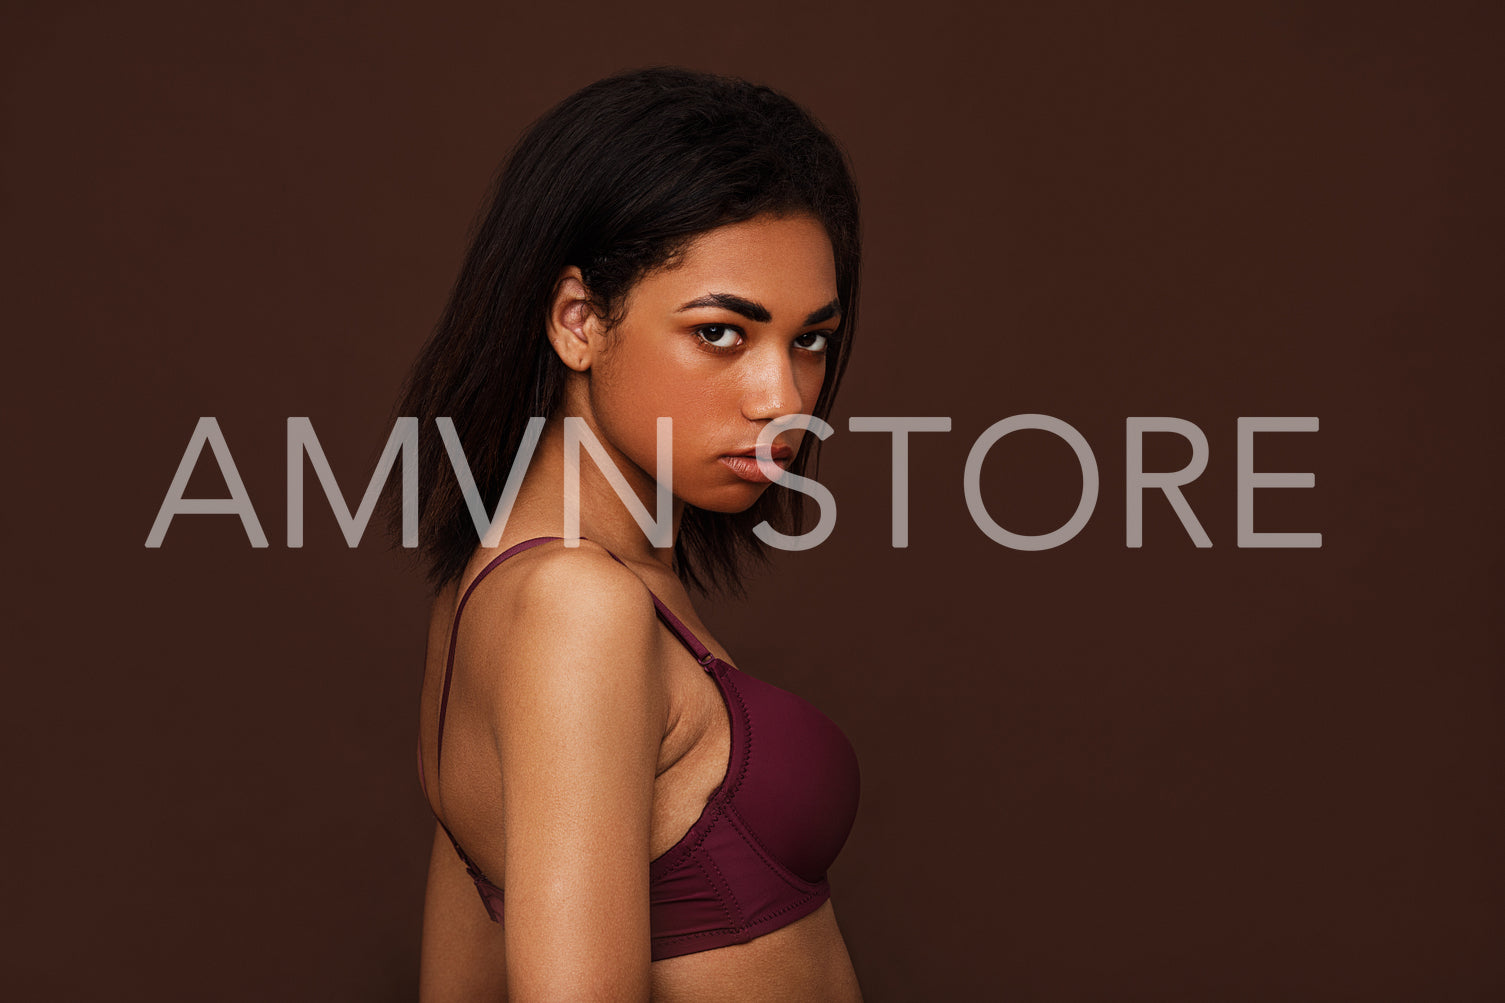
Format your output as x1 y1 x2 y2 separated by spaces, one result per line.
589 546 716 666
434 536 715 786
435 536 563 783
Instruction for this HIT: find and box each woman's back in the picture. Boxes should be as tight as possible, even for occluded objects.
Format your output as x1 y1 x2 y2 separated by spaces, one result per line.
417 536 862 1001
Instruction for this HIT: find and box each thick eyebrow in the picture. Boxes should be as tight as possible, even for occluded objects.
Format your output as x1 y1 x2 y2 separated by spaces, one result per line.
802 298 842 325
676 292 842 327
676 293 771 323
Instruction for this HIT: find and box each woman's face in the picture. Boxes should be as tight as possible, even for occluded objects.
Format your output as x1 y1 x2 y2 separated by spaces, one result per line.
583 213 840 513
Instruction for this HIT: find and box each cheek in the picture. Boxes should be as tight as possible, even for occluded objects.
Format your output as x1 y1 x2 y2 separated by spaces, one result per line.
615 355 719 425
797 358 828 411
592 346 721 456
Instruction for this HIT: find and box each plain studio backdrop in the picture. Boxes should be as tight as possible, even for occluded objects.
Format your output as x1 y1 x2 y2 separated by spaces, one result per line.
4 2 1500 1000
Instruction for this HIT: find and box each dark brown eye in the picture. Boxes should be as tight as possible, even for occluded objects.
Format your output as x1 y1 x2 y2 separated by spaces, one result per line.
795 331 831 353
695 325 742 349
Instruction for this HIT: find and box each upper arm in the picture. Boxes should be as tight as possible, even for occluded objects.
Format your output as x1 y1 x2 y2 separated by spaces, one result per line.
470 547 666 1001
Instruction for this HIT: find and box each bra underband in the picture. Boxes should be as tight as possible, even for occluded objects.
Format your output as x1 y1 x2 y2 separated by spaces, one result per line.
421 536 860 960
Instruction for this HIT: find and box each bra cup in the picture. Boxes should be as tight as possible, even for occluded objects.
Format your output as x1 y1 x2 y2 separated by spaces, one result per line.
430 537 861 960
722 668 861 885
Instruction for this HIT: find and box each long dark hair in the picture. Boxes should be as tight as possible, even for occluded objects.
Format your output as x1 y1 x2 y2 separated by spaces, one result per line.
383 66 861 594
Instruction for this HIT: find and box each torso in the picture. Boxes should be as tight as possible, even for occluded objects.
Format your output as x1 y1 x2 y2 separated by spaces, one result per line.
417 538 862 1001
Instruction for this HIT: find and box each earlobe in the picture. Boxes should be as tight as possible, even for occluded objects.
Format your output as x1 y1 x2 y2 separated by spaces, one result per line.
545 267 597 372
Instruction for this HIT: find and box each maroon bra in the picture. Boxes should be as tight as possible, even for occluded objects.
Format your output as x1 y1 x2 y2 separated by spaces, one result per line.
420 536 861 961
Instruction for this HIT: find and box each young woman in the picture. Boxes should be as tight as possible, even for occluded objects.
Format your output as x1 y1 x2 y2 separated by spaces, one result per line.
386 67 864 1001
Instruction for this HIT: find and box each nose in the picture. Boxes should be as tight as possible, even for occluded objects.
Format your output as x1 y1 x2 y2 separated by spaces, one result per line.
740 343 804 422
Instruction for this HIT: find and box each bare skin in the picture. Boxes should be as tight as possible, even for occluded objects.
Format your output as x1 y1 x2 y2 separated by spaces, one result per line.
416 214 864 1002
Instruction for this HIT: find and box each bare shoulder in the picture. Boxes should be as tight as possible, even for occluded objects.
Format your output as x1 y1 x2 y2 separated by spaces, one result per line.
440 539 665 999
454 539 666 700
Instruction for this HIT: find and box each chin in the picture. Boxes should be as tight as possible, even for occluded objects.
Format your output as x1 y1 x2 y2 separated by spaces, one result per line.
685 483 771 515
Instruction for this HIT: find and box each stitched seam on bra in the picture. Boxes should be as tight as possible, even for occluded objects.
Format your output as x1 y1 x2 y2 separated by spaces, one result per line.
653 886 827 948
690 850 741 931
723 802 827 896
458 659 751 891
439 540 754 899
649 664 752 879
720 667 753 802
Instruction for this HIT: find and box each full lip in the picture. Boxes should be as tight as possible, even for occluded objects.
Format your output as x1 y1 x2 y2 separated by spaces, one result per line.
722 442 794 461
717 443 793 485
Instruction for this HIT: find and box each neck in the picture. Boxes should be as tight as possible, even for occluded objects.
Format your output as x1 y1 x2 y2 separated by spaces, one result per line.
508 412 683 569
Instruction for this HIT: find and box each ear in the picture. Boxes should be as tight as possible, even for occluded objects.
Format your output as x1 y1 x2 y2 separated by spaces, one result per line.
545 267 601 372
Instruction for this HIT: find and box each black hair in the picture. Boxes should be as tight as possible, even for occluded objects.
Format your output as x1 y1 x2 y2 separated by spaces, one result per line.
382 66 861 594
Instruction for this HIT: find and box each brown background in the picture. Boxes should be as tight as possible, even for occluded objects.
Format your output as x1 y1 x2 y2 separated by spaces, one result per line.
5 1 1501 1000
